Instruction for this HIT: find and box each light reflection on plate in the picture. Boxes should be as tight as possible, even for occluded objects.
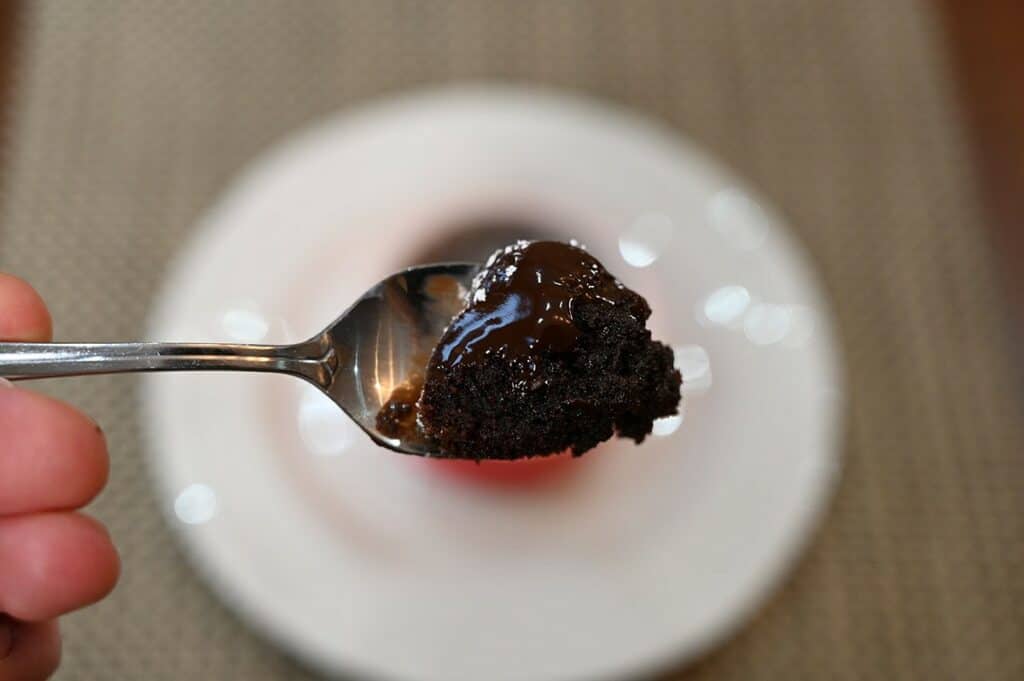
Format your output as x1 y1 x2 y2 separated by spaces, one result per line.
653 411 684 437
743 303 793 346
708 187 769 251
675 345 713 394
174 483 218 525
698 285 752 327
618 213 675 268
297 385 360 458
221 302 271 342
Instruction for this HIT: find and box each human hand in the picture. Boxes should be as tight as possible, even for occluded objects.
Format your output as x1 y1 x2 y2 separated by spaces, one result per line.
0 274 120 680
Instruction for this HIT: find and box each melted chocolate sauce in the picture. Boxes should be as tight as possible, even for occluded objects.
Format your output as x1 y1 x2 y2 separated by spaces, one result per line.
375 377 423 439
435 241 630 370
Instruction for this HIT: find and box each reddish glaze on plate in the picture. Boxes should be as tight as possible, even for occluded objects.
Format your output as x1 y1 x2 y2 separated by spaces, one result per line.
425 449 577 487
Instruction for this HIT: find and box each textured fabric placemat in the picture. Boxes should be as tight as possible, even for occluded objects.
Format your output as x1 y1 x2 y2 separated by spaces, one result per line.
1 2 1021 680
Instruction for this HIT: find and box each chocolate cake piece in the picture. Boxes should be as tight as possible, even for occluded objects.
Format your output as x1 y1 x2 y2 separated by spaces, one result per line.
408 240 681 460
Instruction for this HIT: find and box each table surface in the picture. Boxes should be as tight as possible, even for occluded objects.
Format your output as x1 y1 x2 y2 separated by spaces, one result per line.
938 0 1024 342
0 4 1019 330
0 3 1020 681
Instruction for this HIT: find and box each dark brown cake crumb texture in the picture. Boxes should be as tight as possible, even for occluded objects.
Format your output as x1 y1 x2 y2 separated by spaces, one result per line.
413 240 681 460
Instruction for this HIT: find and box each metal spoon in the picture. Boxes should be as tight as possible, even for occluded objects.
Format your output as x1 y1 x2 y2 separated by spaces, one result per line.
0 263 479 456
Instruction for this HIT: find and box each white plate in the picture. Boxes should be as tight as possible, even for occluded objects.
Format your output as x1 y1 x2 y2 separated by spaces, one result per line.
144 87 843 681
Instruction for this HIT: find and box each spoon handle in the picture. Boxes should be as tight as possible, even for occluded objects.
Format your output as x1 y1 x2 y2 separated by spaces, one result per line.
0 340 331 384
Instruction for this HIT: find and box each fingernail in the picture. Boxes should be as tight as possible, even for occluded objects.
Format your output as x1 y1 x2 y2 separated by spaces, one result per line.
0 377 13 389
0 614 14 659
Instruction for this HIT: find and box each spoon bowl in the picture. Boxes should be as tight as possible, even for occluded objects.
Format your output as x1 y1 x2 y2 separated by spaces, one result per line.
318 263 479 454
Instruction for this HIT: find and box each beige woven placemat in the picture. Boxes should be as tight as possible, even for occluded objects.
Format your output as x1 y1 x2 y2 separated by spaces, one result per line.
1 2 1021 680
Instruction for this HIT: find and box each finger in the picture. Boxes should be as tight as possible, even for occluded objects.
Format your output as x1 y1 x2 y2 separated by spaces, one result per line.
0 617 60 681
0 274 52 342
0 388 108 515
0 513 120 621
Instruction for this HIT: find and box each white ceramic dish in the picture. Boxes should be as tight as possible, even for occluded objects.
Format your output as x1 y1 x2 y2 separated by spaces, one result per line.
144 86 844 681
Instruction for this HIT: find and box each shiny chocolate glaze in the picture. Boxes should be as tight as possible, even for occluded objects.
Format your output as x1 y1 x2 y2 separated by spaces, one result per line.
434 240 639 371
